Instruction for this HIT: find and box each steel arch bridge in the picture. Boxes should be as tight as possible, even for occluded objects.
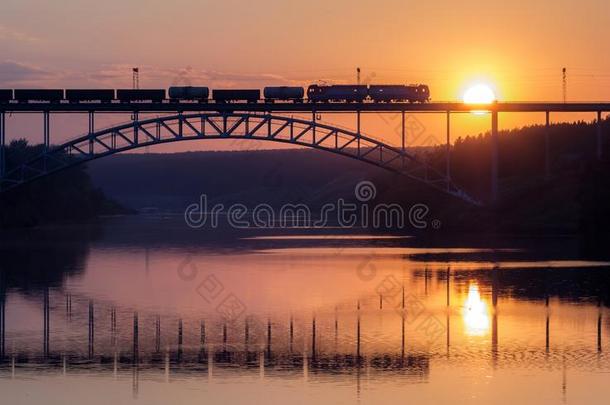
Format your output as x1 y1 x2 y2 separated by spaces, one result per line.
0 112 479 204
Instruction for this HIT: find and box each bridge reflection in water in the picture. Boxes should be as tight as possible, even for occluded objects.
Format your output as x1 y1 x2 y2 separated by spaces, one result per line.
0 289 432 388
0 269 607 399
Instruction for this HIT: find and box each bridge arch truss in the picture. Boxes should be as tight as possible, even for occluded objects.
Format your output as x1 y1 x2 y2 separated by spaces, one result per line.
0 113 478 204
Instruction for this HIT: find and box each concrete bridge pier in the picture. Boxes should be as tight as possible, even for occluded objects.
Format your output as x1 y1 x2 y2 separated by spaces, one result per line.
597 111 603 160
446 111 451 188
491 110 499 204
0 111 5 180
545 111 551 180
42 111 50 172
88 111 95 155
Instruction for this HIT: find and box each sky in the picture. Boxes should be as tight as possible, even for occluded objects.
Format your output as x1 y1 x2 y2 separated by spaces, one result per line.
1 0 610 149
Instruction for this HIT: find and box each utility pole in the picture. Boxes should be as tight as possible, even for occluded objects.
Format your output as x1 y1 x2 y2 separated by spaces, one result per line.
133 67 140 90
357 67 361 85
132 67 149 153
562 68 567 103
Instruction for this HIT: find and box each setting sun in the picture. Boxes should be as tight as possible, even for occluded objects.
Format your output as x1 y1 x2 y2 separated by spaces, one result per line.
463 83 496 104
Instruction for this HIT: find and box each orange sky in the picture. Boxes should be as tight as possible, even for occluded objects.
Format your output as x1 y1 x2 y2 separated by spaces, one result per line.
1 0 609 148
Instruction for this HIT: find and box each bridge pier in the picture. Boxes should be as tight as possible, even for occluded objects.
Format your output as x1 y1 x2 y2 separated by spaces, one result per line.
446 111 451 187
42 111 50 172
357 110 361 156
88 111 95 155
132 111 139 145
0 111 5 180
312 111 316 144
597 111 603 160
178 112 184 137
545 112 551 180
491 110 499 204
43 111 50 148
401 111 406 152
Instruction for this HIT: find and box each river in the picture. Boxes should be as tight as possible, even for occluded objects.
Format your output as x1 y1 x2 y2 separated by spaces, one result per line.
0 216 609 404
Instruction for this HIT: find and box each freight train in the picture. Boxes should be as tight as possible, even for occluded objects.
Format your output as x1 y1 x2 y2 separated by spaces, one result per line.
0 84 430 104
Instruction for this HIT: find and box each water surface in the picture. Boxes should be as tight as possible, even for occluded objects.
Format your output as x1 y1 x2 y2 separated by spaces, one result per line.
1 217 609 404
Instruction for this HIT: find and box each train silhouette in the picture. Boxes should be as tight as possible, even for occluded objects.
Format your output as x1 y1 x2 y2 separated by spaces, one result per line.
0 84 430 104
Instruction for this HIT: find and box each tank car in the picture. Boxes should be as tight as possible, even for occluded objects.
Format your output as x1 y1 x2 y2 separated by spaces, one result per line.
65 89 115 103
263 86 304 102
168 86 209 101
212 89 260 103
14 89 64 103
307 85 367 103
116 89 165 103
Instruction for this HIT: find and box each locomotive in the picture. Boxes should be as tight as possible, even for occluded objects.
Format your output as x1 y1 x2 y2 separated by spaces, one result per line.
0 84 431 103
368 84 430 103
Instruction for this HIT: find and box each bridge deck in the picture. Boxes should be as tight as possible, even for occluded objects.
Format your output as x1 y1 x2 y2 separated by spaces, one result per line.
1 101 610 113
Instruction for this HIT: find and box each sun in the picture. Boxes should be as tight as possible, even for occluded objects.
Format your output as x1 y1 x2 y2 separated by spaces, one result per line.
463 83 496 104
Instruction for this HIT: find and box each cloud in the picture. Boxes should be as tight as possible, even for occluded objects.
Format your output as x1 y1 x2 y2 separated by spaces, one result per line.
86 65 301 88
0 25 40 43
0 61 52 85
0 61 309 89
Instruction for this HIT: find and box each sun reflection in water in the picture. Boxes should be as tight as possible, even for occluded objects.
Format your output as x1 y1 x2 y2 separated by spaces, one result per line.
462 283 490 336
